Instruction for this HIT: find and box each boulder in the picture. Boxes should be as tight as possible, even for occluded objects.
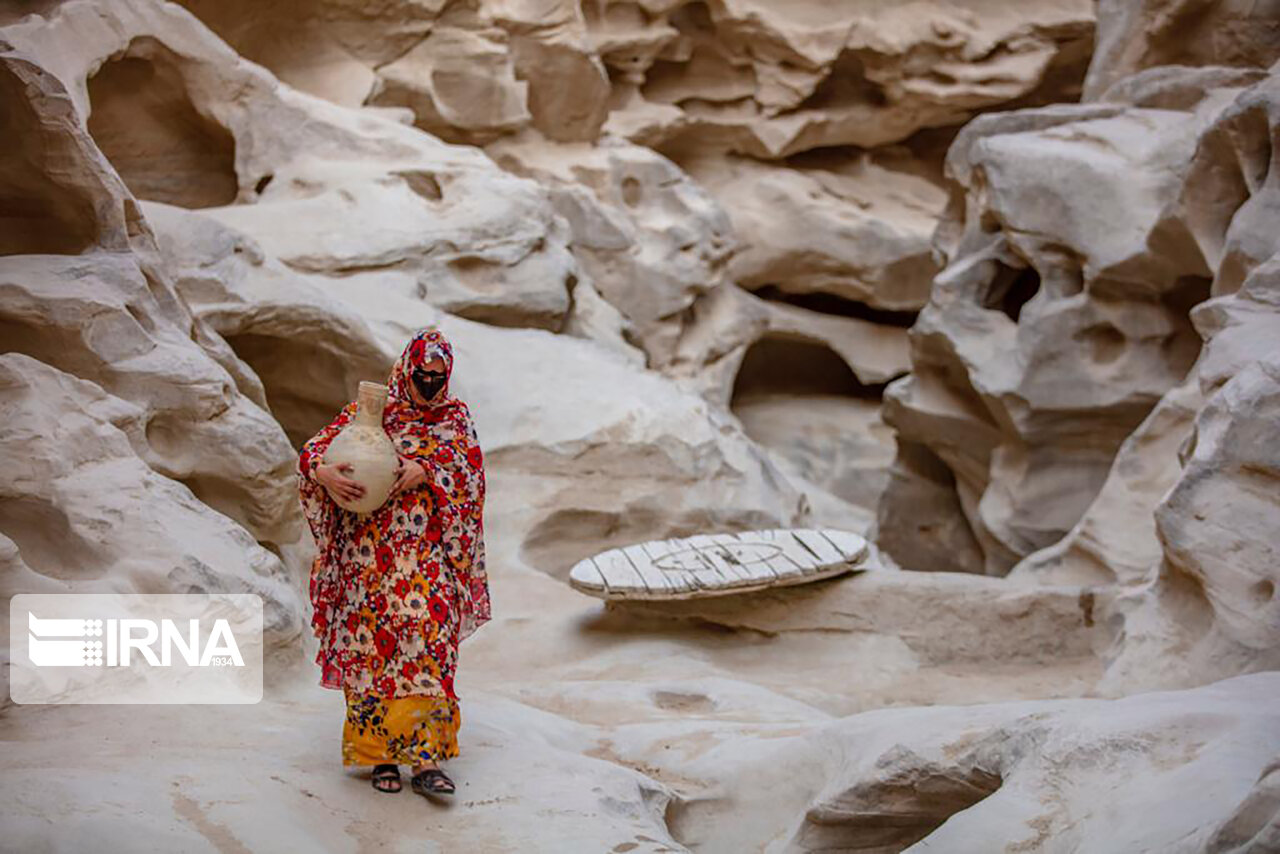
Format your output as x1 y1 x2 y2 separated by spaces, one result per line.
682 147 948 311
1083 0 1280 101
878 76 1259 575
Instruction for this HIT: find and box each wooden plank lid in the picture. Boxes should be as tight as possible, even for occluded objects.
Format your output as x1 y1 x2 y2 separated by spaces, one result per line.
569 528 869 601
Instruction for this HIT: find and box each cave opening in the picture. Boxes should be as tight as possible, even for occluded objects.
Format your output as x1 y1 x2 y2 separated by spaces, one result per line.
753 284 919 328
731 335 894 511
983 263 1041 322
221 331 355 448
87 38 238 209
1161 273 1213 376
731 335 887 403
795 50 888 112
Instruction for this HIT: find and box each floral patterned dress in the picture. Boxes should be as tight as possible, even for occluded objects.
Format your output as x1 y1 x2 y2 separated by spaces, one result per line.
297 327 491 767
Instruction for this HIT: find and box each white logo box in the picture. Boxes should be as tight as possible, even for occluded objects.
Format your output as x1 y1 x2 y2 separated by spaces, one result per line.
9 593 263 704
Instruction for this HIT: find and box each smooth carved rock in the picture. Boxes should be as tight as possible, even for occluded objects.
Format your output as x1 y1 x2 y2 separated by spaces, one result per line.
877 80 1259 576
600 0 1096 159
0 354 303 643
0 43 138 256
9 0 582 332
690 672 1280 853
369 26 533 146
1083 0 1280 101
1013 70 1280 695
174 0 611 143
1099 255 1280 695
568 528 869 600
487 134 734 364
0 39 304 640
681 146 948 312
170 0 1094 157
141 200 394 447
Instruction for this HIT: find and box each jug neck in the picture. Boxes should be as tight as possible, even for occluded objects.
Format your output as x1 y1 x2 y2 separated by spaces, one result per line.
354 382 388 427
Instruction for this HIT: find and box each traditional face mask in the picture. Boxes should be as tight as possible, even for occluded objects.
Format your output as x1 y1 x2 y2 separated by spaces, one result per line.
412 368 446 402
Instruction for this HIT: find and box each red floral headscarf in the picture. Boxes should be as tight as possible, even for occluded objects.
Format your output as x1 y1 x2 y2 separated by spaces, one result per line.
386 327 458 420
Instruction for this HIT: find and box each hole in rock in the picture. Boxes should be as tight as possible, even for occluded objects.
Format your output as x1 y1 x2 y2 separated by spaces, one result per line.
1161 274 1212 376
797 761 1002 851
1075 323 1126 364
0 62 99 255
253 173 273 195
87 38 238 208
651 690 715 713
983 262 1040 322
0 495 105 579
731 336 894 510
797 51 889 111
620 175 643 207
732 336 885 401
1251 579 1275 605
398 170 443 202
753 284 919 328
220 331 355 448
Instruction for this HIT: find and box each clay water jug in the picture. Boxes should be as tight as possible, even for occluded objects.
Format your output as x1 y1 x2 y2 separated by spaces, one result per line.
323 381 399 514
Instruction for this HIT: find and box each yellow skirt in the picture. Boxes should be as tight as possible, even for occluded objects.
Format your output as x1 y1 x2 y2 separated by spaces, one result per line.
341 686 461 767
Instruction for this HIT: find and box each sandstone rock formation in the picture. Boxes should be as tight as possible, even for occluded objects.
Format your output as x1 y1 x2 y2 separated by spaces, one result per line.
877 78 1252 576
1 0 1278 850
1083 0 1280 100
681 672 1280 852
0 38 305 653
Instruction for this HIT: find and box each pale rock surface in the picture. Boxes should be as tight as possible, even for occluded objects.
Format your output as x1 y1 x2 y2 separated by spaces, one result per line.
0 40 306 659
141 201 396 446
486 133 734 365
598 0 1096 159
369 24 533 146
7 0 583 332
658 279 907 516
3 0 1280 849
681 146 948 311
1099 256 1280 695
1083 0 1280 101
174 0 612 143
1008 375 1202 588
169 0 1094 158
732 394 896 515
678 672 1280 853
0 355 303 659
1010 68 1280 694
878 80 1255 576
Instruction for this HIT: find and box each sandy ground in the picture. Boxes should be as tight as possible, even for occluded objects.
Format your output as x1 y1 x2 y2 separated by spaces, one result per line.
2 471 1106 852
2 579 1101 852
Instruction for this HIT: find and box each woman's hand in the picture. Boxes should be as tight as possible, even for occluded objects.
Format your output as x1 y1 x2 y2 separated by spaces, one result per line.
316 462 366 504
390 456 430 497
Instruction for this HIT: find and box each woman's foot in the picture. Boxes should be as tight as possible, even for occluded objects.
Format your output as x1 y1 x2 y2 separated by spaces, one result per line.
411 760 455 796
371 763 402 793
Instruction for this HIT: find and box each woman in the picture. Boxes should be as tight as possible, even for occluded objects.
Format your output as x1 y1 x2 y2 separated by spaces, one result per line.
298 327 491 797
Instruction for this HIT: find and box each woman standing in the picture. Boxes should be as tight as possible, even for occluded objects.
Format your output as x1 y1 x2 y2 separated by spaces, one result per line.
298 327 491 797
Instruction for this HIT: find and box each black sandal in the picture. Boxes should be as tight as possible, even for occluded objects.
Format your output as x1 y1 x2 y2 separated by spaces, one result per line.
371 763 402 793
411 767 456 796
